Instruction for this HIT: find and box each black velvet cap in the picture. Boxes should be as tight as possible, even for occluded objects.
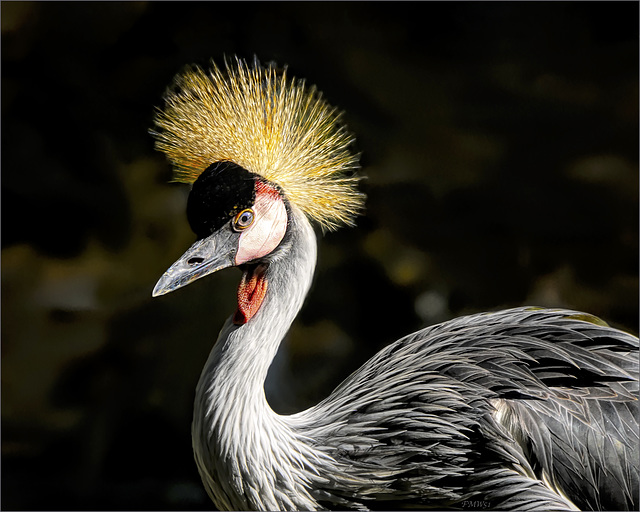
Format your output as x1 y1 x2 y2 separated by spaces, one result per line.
186 161 257 240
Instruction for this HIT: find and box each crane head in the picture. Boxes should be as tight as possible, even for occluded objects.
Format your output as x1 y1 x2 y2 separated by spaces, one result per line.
151 57 366 322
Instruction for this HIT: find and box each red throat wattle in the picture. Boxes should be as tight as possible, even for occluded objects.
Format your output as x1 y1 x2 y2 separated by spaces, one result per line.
234 265 268 325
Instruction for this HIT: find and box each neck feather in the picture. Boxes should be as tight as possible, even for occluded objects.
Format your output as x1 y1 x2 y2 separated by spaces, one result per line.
192 207 325 510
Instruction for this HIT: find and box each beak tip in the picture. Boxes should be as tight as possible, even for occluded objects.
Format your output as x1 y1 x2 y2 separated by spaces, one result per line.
152 277 171 298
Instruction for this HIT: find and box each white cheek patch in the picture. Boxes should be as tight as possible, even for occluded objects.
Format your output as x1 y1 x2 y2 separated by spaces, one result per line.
235 184 288 265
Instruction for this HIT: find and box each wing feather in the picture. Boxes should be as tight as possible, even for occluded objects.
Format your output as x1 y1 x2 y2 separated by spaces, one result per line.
294 307 638 510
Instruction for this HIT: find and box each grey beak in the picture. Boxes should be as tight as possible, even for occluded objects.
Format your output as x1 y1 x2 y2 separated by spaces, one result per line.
152 228 238 297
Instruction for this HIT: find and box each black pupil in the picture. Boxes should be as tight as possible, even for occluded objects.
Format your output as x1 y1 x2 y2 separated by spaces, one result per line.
239 212 252 225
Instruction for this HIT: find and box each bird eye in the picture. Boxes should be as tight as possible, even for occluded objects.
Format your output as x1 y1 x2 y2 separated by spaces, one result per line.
233 208 255 231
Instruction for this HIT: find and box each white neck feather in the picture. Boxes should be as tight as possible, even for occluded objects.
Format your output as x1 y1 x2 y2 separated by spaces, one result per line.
192 207 327 511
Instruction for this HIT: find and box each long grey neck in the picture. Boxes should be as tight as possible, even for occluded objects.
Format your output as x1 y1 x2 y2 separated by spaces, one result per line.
192 207 325 511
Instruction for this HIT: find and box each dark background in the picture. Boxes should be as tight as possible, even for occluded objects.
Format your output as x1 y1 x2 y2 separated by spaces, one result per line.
2 2 638 510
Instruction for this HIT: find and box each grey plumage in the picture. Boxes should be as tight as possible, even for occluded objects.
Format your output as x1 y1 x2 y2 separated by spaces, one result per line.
302 307 638 511
183 206 638 511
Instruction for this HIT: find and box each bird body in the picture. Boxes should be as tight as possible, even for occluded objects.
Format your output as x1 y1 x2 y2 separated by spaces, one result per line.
151 58 639 511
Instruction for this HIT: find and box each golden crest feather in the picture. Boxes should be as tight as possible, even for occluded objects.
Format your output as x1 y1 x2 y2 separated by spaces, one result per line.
152 57 365 231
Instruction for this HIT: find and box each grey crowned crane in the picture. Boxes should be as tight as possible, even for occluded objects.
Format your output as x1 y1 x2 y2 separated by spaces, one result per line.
150 58 638 511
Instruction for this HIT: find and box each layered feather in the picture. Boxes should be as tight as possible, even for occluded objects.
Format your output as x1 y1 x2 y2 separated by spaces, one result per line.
152 57 364 231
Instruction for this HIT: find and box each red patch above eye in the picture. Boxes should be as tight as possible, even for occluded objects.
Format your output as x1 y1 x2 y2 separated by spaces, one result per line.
255 179 281 199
